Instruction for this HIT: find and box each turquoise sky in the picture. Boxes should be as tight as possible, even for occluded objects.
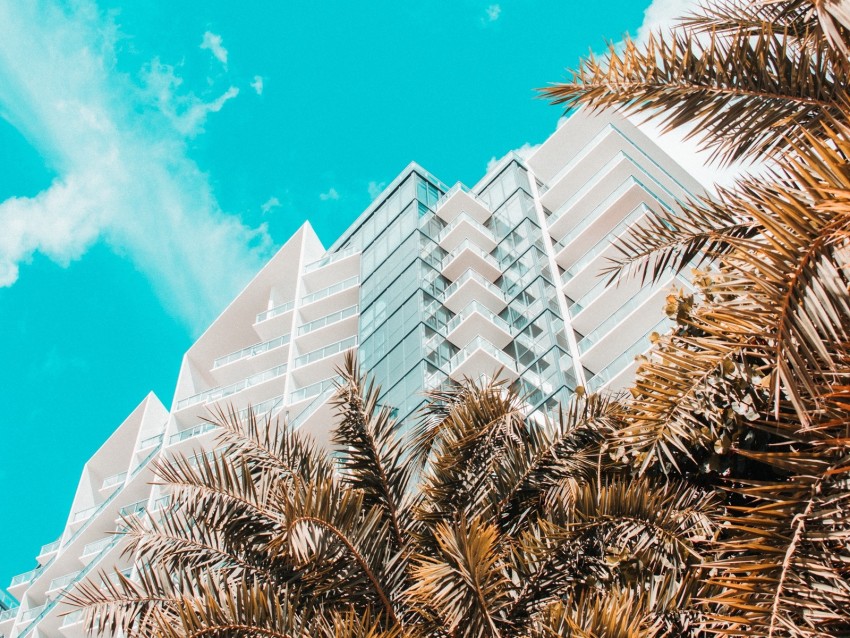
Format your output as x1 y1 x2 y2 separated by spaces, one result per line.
0 0 663 591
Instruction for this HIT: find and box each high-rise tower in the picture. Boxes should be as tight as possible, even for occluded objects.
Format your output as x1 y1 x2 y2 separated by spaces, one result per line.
0 108 703 638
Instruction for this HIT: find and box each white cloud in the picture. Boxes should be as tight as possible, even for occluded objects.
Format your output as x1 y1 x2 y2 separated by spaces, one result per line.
483 4 502 23
367 181 386 200
200 30 228 65
261 196 281 213
0 2 270 332
634 0 699 42
319 187 340 201
251 75 264 96
486 142 540 173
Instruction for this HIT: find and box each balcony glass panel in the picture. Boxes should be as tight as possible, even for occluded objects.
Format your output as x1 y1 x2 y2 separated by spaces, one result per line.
297 305 358 336
213 334 290 368
303 246 359 273
577 286 656 353
101 472 127 490
47 571 81 592
9 569 38 587
256 300 295 324
446 300 512 335
138 432 164 450
119 500 147 518
441 269 506 304
169 422 217 444
0 608 17 622
301 275 359 305
448 336 516 372
20 604 45 622
437 211 494 245
177 363 287 410
586 318 671 391
39 539 61 555
293 336 357 367
441 238 499 271
61 610 83 627
82 536 114 557
289 377 337 404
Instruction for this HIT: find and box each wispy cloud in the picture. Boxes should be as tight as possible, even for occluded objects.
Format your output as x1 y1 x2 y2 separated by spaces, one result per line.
261 196 281 213
367 181 386 200
482 4 502 25
319 187 340 201
0 2 270 332
634 0 698 43
486 142 539 173
200 30 228 65
250 75 264 96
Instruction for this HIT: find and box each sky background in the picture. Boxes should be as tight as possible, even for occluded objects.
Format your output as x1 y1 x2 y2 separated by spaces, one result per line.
0 0 696 591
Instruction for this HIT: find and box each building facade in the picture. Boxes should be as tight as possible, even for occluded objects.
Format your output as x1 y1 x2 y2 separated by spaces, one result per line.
0 108 703 638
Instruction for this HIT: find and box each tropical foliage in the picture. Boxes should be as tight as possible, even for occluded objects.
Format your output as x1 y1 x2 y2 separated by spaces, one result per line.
69 0 850 636
542 0 850 635
69 353 718 637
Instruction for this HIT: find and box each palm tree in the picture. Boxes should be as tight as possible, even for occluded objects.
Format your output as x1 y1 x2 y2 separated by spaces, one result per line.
69 353 718 637
541 0 850 635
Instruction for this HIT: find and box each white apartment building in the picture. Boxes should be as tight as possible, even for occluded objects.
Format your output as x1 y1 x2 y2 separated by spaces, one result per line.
0 108 703 638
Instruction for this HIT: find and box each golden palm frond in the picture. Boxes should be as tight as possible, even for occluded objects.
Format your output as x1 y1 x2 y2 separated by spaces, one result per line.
540 26 849 164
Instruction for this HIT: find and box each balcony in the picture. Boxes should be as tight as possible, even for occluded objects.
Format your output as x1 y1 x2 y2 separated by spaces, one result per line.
441 269 508 314
100 471 127 492
9 568 38 589
586 318 671 392
138 432 164 451
37 539 61 560
579 285 672 373
445 301 513 349
169 422 217 445
448 336 518 382
433 183 490 224
255 300 295 324
61 610 83 628
81 536 115 560
118 499 147 520
19 603 45 622
301 275 359 306
70 504 99 526
47 571 81 593
295 305 359 352
0 607 17 622
289 377 337 406
303 246 359 274
437 212 496 254
440 239 501 282
176 363 287 411
213 334 290 369
293 336 357 368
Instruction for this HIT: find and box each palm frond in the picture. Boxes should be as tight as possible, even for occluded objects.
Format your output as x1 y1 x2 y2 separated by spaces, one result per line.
331 351 415 548
540 26 848 164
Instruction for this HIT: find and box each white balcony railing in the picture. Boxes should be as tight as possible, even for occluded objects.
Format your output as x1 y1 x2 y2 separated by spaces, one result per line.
301 276 359 306
303 246 359 273
138 432 164 450
70 504 99 524
39 539 61 555
9 568 38 588
289 377 337 404
19 604 45 622
446 301 512 336
82 536 115 557
436 211 494 246
293 336 357 368
47 571 81 592
256 300 295 324
169 422 217 445
442 269 506 305
213 334 290 369
441 238 500 272
176 363 288 410
0 607 17 622
101 471 127 491
297 305 358 336
448 336 516 374
586 318 671 392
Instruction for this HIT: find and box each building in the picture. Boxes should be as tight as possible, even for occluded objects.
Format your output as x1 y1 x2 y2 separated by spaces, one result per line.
0 108 703 638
